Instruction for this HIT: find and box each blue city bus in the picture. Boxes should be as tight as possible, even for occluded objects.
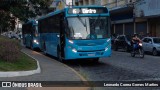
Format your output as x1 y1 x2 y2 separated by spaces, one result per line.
22 20 40 49
38 6 111 62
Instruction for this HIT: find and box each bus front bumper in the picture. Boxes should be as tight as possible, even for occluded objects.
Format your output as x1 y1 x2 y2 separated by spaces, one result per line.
65 48 111 60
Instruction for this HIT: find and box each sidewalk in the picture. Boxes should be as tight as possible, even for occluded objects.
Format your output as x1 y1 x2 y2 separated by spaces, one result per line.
0 48 90 90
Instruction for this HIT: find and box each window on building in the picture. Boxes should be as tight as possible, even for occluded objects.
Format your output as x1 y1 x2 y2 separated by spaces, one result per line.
101 0 106 5
75 2 78 6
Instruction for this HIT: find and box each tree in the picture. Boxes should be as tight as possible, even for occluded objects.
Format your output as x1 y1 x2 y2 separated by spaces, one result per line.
0 0 53 32
0 10 14 32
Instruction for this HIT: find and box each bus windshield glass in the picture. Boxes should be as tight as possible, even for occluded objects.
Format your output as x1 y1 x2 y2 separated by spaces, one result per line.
67 17 110 40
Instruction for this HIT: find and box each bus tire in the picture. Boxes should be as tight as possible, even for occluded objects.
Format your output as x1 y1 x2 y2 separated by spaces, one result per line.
43 43 47 55
57 47 65 63
30 41 33 50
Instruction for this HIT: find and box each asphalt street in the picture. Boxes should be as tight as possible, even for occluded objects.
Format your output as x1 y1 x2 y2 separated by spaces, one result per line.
66 50 160 81
64 50 160 90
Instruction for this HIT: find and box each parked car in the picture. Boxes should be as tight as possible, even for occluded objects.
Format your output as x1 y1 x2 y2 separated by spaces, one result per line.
142 37 160 56
113 35 132 52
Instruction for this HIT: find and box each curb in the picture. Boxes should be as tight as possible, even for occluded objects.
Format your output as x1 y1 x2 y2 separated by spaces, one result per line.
63 64 87 81
33 50 88 82
0 51 41 77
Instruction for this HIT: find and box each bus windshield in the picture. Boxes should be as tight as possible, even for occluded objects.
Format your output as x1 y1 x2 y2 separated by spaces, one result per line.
67 17 110 40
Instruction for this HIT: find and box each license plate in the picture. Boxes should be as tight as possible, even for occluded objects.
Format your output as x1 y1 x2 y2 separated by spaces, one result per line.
88 54 95 56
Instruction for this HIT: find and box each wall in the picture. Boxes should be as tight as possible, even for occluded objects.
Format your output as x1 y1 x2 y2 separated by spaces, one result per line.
135 0 160 17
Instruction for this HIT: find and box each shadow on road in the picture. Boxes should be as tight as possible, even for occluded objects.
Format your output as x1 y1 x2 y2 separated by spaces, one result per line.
40 52 108 67
64 59 107 67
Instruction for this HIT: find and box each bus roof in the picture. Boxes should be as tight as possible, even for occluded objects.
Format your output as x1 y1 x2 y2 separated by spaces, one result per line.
37 9 65 21
23 20 37 25
37 5 109 21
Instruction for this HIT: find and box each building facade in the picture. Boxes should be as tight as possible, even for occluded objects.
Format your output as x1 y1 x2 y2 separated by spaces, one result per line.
135 0 160 37
75 0 101 6
52 0 160 37
102 0 149 37
52 0 76 10
74 0 154 38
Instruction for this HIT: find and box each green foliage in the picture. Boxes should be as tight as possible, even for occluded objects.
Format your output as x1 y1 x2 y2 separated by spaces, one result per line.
0 0 52 32
0 11 15 32
0 36 21 62
0 52 37 71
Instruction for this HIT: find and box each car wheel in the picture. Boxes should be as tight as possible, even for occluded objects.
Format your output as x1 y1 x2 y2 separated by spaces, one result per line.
152 48 158 56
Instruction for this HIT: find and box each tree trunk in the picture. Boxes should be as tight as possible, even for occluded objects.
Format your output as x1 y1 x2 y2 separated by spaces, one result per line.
0 26 2 34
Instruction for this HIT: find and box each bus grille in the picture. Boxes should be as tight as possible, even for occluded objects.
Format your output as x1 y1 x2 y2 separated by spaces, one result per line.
79 52 104 56
77 49 105 52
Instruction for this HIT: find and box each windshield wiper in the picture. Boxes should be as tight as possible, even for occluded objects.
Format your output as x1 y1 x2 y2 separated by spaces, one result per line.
77 15 86 27
93 15 101 25
77 15 88 34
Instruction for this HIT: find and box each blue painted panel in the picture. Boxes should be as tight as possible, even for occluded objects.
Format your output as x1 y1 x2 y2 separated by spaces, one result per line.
65 38 111 60
39 33 60 56
24 34 32 47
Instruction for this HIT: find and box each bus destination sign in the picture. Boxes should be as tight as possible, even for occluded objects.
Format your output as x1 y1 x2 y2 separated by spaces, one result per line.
68 8 108 14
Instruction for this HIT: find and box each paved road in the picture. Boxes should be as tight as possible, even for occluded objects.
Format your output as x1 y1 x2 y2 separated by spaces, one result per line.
64 50 160 90
66 50 160 81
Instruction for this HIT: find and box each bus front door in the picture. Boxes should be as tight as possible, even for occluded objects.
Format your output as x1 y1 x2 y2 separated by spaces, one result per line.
60 16 65 59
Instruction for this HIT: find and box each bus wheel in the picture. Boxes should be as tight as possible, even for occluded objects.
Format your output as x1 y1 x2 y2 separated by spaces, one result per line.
57 47 65 63
43 43 47 55
30 41 33 50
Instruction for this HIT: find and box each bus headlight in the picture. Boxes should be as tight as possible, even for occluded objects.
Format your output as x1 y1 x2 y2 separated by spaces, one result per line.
107 38 111 42
33 39 39 44
72 48 77 53
69 40 74 44
139 43 142 46
105 47 108 51
105 44 111 51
